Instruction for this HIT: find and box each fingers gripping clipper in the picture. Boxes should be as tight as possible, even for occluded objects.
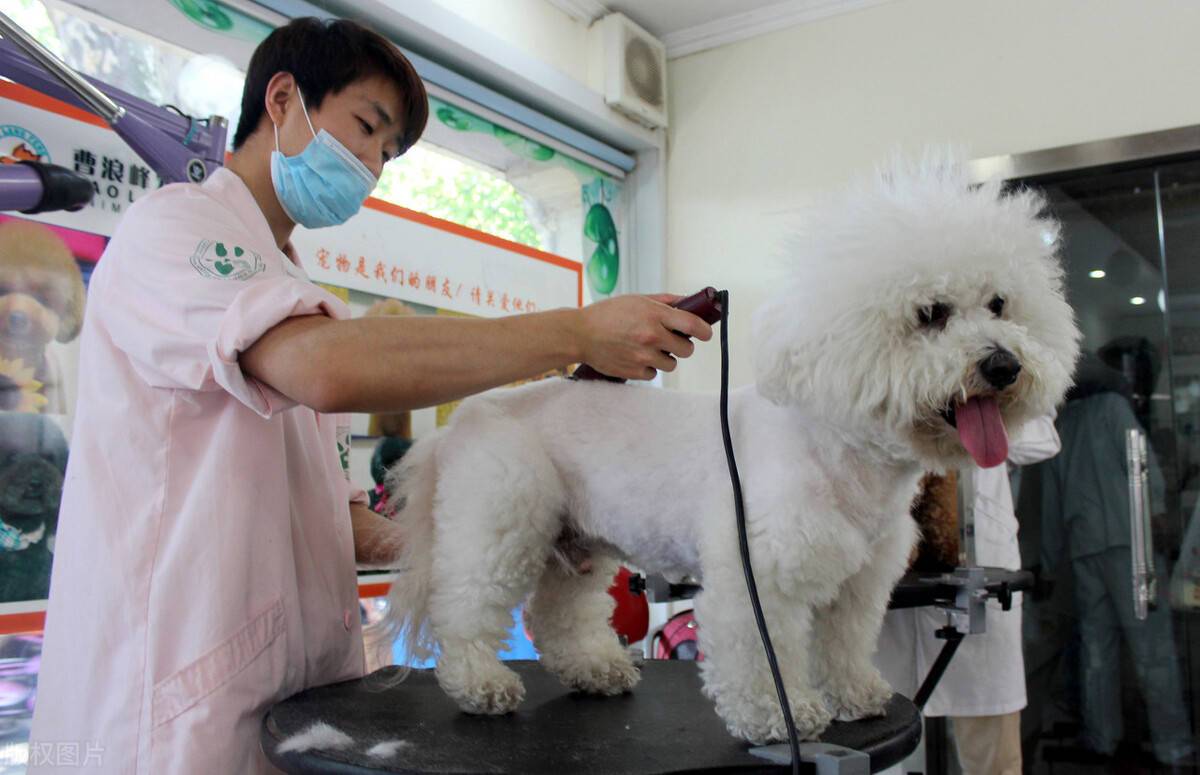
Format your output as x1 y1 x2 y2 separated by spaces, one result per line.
570 287 725 382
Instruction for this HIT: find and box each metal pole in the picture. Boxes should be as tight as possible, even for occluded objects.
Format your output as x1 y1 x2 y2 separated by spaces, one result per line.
1127 428 1151 620
0 10 124 125
958 468 976 568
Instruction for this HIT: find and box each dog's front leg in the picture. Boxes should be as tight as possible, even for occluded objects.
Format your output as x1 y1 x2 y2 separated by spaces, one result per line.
811 515 916 720
694 563 832 744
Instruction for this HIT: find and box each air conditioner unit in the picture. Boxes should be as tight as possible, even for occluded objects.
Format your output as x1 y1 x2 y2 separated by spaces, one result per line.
590 12 668 130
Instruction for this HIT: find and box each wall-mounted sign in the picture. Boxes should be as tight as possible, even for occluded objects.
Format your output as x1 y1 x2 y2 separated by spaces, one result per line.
0 80 584 317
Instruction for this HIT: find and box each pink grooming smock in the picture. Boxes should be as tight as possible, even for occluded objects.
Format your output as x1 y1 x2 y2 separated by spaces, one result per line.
29 168 367 773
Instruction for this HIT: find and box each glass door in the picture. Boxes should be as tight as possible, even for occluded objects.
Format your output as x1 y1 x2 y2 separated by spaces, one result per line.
1016 160 1199 773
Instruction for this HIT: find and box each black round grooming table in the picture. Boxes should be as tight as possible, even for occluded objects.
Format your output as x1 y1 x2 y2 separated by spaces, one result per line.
262 660 921 774
888 567 1034 610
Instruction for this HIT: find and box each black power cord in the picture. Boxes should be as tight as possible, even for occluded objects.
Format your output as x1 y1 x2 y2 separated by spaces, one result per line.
715 290 801 774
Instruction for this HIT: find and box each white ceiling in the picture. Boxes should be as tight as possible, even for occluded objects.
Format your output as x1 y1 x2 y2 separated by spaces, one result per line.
547 0 892 58
601 0 791 36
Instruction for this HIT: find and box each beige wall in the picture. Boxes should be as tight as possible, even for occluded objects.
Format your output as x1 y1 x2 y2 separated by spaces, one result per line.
428 0 591 85
666 0 1200 391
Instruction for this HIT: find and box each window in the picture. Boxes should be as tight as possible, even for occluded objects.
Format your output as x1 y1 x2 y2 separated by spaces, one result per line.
375 93 627 305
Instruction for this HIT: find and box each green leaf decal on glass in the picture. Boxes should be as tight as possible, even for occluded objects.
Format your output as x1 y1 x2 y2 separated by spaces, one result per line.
165 0 273 42
166 0 233 31
436 105 488 133
584 203 618 295
492 126 555 162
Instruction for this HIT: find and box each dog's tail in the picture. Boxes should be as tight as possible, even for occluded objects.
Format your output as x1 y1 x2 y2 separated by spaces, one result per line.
368 430 442 677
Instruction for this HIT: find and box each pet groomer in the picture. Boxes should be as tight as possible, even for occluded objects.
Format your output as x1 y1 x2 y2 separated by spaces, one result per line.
29 18 711 774
874 416 1060 775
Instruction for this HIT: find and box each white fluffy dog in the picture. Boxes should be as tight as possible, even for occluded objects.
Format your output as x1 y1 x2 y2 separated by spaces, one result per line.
380 156 1080 744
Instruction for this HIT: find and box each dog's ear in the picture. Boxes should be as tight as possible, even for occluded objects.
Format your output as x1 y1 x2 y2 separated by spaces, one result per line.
55 275 86 342
751 288 836 408
751 292 800 406
752 277 915 430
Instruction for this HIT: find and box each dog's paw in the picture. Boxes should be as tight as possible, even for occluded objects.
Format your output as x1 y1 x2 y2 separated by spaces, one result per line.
718 693 832 744
790 694 835 739
548 652 641 696
819 670 893 721
578 654 641 695
437 658 526 715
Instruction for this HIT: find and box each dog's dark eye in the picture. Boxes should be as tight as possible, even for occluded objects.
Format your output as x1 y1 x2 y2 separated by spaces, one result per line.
988 296 1005 316
917 302 952 330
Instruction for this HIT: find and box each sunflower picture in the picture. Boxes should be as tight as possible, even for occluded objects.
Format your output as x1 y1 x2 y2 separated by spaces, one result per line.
0 357 48 413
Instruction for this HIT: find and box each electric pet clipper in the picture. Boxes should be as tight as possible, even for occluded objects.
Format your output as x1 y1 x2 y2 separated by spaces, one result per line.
571 287 724 382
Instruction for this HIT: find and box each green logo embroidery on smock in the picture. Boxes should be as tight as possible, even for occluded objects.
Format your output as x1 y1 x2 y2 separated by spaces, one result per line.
190 239 265 280
337 424 351 477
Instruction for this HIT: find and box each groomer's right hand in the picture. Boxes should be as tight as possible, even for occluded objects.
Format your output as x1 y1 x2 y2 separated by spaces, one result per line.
574 294 713 381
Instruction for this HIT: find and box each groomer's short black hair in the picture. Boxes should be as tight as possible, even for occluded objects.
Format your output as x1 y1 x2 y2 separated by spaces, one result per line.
232 17 428 153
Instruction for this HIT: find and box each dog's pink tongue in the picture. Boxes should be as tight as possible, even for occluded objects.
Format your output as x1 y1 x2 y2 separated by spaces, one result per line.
956 395 1008 468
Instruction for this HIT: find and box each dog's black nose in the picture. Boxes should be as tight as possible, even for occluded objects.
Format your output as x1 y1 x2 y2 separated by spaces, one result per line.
7 310 28 334
980 349 1021 389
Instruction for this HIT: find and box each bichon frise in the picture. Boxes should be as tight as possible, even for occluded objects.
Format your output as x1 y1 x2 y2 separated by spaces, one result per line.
380 155 1080 744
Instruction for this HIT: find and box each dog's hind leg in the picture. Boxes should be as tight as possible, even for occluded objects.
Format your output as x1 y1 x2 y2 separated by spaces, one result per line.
811 514 918 721
525 554 640 696
426 410 567 715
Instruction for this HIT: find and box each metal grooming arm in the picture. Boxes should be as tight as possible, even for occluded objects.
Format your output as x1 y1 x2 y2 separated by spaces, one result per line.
0 12 227 184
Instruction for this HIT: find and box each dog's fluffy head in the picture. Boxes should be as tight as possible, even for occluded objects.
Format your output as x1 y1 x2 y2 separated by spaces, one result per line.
752 153 1080 470
0 220 86 351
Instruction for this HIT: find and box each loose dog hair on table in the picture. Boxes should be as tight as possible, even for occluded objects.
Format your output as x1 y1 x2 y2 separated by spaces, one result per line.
378 153 1081 744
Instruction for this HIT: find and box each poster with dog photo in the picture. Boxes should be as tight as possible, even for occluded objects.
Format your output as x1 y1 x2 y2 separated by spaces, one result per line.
0 214 105 604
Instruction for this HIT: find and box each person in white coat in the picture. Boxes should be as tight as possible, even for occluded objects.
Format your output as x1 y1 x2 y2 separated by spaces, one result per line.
29 17 712 774
874 415 1060 775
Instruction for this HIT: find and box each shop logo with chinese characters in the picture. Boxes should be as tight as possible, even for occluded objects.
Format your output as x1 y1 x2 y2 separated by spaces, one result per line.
0 124 49 164
190 239 265 281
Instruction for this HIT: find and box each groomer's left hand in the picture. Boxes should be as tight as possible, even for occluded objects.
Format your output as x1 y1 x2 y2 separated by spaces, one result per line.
575 294 713 381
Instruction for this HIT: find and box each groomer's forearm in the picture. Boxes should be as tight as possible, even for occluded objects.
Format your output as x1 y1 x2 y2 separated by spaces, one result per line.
245 309 583 413
327 311 583 410
351 503 405 569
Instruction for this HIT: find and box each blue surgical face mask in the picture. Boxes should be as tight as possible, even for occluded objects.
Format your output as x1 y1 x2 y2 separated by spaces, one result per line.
270 90 377 228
